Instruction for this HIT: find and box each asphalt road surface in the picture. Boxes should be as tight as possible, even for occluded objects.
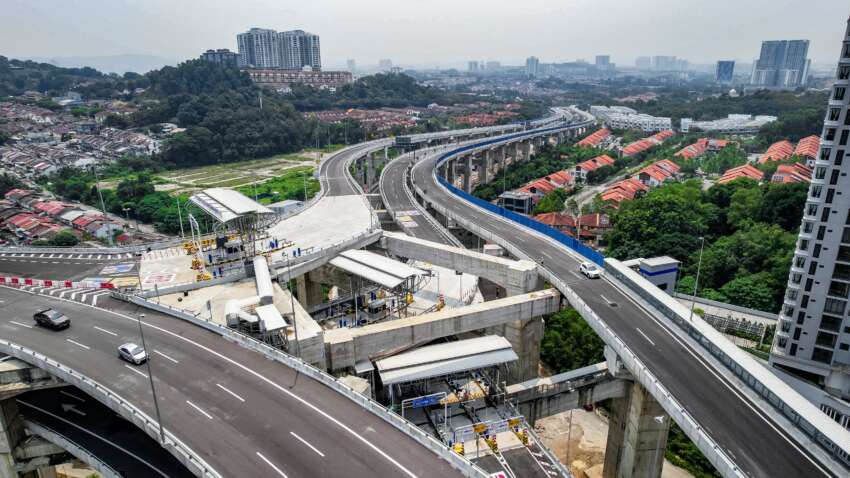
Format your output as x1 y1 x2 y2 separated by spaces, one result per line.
17 387 195 477
319 140 393 197
0 287 463 478
405 136 835 478
0 252 133 280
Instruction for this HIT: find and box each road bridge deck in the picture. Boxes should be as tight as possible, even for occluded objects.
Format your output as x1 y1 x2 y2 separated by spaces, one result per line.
405 123 840 478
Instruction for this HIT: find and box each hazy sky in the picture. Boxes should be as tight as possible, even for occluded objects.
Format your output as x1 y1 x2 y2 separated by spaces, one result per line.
3 0 846 68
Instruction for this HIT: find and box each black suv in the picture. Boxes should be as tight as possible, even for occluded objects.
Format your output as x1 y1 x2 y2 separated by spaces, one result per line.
33 308 70 330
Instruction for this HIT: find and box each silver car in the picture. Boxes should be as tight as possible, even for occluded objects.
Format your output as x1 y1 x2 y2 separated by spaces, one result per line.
118 343 148 365
580 262 602 279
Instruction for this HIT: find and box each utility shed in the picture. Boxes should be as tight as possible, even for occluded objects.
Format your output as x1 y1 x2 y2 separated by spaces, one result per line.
375 335 517 386
329 249 423 289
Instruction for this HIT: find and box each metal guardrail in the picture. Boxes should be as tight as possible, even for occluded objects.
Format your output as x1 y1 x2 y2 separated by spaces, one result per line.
607 259 850 470
412 120 747 478
23 419 123 478
112 292 488 477
0 339 221 478
672 292 779 321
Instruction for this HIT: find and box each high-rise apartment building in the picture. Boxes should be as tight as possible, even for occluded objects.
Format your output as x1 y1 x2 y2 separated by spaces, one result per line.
237 28 281 68
200 49 239 66
346 59 356 73
750 40 811 88
236 28 321 70
595 55 611 67
526 56 540 77
715 60 735 83
770 26 850 402
635 56 652 70
485 61 501 73
468 61 479 73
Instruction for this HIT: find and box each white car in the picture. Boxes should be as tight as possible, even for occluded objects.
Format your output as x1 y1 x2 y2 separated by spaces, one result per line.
118 343 148 365
579 262 602 279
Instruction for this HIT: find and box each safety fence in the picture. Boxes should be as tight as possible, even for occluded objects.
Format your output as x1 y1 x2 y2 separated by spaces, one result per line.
113 292 489 477
0 339 221 478
436 177 604 266
0 276 115 290
605 258 850 470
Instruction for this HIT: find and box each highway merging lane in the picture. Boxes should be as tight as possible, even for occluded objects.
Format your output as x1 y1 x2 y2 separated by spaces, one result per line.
319 140 392 197
0 287 463 478
399 136 835 478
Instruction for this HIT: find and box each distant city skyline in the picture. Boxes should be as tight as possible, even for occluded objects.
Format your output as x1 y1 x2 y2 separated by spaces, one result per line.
1 0 845 71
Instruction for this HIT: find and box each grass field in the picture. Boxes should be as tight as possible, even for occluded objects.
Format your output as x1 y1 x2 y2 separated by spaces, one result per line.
152 148 339 196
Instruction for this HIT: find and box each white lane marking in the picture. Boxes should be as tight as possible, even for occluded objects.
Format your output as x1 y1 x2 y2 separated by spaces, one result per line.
62 403 86 416
17 400 170 478
10 320 33 329
154 349 179 364
611 280 833 476
635 327 656 346
66 339 90 350
186 400 213 420
124 364 148 378
94 325 118 336
256 452 289 478
1 286 419 478
290 431 325 457
216 383 245 402
599 294 611 304
570 271 584 279
60 390 86 402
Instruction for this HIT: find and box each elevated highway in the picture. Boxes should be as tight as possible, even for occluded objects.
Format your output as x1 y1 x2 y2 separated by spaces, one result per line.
384 115 849 477
0 287 466 477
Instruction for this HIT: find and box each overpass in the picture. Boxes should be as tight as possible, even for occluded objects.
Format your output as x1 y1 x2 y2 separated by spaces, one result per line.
393 114 850 477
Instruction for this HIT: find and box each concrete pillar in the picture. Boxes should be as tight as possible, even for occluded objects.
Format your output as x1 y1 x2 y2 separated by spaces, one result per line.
495 318 544 382
296 274 324 308
446 159 456 185
0 399 24 478
603 382 671 478
365 153 375 188
463 154 474 193
522 141 531 162
479 150 490 185
384 146 389 161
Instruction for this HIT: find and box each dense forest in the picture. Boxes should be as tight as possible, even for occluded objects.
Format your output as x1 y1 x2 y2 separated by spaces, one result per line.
288 73 454 110
606 178 806 312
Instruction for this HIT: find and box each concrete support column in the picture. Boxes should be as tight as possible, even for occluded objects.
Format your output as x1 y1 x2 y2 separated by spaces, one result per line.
522 141 531 162
499 318 544 382
463 154 474 193
479 149 490 185
365 153 375 188
296 274 324 308
446 159 456 185
603 382 671 478
384 146 389 161
0 398 25 478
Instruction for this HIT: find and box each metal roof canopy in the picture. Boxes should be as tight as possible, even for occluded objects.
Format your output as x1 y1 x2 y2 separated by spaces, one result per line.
329 249 423 289
189 188 274 224
255 304 288 333
376 336 517 386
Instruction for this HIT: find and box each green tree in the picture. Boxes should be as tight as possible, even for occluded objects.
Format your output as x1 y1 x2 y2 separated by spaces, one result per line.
717 272 777 312
49 230 80 247
533 189 569 214
541 308 605 373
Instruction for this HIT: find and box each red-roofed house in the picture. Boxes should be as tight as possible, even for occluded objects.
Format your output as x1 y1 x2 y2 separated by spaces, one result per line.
32 201 72 218
759 140 795 163
793 135 820 163
543 170 574 188
772 163 812 184
574 154 616 181
718 164 764 184
517 178 557 198
637 159 681 187
576 128 611 147
622 130 675 157
534 212 575 232
577 213 612 245
675 141 708 160
4 189 35 205
601 178 649 208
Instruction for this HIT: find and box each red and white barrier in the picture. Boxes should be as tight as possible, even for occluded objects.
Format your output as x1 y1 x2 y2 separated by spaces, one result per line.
0 276 114 289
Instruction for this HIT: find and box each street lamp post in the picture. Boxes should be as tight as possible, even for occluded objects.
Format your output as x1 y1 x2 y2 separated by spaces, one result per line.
137 313 166 445
688 236 706 322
